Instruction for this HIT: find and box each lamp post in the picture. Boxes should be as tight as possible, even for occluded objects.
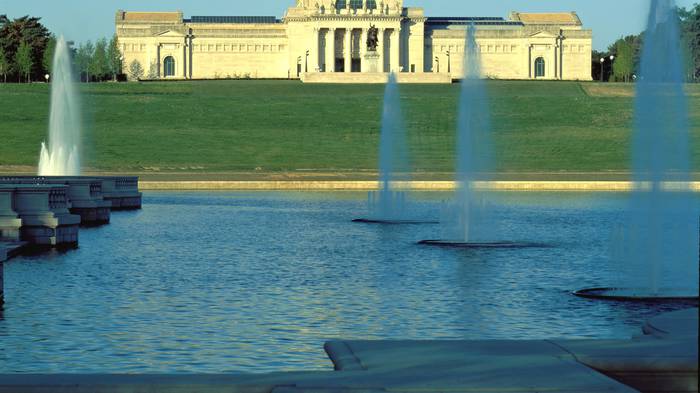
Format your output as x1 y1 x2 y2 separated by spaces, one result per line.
600 57 605 82
446 50 451 73
305 50 310 73
435 56 440 73
44 74 50 83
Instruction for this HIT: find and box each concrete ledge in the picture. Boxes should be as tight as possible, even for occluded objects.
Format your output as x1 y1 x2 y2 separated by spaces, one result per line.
139 180 700 192
324 341 365 371
642 308 698 338
552 338 698 393
301 72 453 84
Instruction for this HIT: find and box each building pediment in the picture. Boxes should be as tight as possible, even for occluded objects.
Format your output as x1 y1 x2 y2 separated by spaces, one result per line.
529 31 558 39
155 29 185 37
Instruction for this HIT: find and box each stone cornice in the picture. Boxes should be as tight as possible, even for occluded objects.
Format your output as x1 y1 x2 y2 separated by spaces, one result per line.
284 15 403 23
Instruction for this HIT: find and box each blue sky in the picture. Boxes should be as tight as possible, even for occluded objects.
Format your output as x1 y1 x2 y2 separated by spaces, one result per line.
2 0 698 50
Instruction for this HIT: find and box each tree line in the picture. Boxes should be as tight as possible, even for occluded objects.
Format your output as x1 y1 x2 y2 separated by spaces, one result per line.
593 3 700 82
0 14 122 83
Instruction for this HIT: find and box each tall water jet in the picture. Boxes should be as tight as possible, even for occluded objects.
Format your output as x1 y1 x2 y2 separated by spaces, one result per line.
38 36 81 176
355 73 424 224
420 24 534 248
575 0 698 302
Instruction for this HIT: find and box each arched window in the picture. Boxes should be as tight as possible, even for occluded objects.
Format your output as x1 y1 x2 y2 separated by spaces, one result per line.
534 57 545 78
367 0 377 9
336 0 347 8
163 56 175 77
350 0 363 9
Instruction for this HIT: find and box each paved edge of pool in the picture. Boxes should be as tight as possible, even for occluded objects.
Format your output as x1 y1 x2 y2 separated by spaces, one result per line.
139 180 700 191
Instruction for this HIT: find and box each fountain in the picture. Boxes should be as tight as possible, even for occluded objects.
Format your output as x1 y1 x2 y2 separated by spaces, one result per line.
353 73 434 224
38 36 81 176
419 24 542 248
575 0 699 303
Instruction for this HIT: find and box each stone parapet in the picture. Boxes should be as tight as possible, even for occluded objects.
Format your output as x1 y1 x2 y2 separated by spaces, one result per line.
0 177 117 224
8 185 80 247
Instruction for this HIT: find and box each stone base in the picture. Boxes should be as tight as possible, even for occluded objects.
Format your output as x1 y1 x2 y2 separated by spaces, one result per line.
364 51 380 73
0 218 22 242
105 195 142 210
302 72 453 84
20 224 79 247
70 207 111 226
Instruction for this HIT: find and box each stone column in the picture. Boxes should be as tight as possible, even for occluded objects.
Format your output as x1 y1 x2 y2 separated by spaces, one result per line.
156 44 161 78
344 28 352 72
390 28 400 73
326 28 336 72
378 28 386 72
312 27 321 72
360 28 368 72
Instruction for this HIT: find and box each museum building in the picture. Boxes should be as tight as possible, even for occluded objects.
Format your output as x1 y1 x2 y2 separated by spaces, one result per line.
115 0 593 83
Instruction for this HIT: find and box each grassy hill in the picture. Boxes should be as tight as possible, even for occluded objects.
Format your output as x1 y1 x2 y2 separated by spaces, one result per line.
1 80 698 177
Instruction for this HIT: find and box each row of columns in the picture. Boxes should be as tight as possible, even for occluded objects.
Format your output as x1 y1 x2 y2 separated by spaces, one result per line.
310 27 400 73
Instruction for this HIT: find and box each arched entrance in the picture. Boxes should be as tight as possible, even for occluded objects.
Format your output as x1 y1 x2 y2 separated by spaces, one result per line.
163 56 175 77
535 57 545 78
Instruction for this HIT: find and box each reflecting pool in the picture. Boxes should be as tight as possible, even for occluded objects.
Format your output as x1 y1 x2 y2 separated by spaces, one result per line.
0 192 693 373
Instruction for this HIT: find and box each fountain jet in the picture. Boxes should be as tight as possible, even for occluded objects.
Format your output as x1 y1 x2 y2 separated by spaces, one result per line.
420 24 542 248
38 36 81 176
575 0 699 302
354 73 433 224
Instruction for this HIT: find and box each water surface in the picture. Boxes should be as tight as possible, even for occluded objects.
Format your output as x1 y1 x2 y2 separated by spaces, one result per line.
0 191 692 373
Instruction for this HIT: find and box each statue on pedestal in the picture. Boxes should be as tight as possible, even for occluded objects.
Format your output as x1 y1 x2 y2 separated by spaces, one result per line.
367 25 379 52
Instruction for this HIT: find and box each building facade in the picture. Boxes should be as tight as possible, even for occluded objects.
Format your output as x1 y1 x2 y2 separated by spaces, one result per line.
116 0 592 82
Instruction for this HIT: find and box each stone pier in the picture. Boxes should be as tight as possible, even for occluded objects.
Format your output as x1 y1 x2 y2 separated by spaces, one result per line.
12 185 80 247
100 176 142 210
0 187 22 242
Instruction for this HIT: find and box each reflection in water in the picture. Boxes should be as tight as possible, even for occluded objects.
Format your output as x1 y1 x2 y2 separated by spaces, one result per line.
0 192 693 373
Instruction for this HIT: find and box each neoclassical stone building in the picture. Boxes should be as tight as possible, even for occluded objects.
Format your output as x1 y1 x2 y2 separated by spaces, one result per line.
116 0 592 82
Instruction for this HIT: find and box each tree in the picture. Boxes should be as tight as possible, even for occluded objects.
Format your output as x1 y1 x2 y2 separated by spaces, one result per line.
0 46 9 82
106 35 122 81
612 39 634 82
75 40 94 82
42 35 56 75
679 4 700 81
147 61 158 79
90 38 108 81
14 41 32 82
128 59 144 80
0 14 50 82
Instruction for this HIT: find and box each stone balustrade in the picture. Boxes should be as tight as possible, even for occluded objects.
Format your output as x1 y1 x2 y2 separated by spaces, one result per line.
102 176 142 210
0 177 124 225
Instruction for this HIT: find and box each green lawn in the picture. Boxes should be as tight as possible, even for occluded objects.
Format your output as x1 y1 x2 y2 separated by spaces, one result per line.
1 80 699 175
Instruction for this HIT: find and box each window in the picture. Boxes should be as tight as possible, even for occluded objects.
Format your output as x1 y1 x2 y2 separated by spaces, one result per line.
535 57 545 78
367 0 377 9
163 56 175 77
350 0 363 9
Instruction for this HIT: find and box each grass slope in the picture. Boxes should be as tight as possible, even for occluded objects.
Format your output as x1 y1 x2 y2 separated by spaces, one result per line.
1 80 698 174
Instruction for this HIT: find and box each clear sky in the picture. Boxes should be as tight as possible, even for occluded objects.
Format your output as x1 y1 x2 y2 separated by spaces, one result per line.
1 0 698 50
